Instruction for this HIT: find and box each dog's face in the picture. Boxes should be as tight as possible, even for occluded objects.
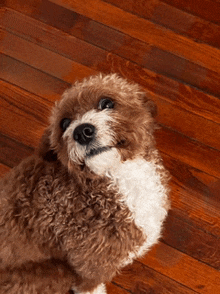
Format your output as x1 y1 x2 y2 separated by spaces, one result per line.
41 74 156 175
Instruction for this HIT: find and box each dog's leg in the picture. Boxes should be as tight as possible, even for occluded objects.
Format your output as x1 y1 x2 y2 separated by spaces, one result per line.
0 259 75 294
74 283 107 294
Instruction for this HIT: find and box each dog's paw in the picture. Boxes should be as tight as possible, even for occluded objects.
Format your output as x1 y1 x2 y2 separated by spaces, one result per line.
93 284 107 294
73 283 107 294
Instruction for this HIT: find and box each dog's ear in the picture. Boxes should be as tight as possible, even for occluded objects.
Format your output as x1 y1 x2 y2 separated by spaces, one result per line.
37 128 57 162
143 98 157 118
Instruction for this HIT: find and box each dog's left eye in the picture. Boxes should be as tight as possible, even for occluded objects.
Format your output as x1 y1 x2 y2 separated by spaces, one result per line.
98 97 114 110
60 118 71 131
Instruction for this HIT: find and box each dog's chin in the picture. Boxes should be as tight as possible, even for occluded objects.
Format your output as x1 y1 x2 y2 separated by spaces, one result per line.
85 147 121 176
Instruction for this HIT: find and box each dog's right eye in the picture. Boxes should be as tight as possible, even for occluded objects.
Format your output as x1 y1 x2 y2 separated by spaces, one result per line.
98 97 114 110
60 118 71 131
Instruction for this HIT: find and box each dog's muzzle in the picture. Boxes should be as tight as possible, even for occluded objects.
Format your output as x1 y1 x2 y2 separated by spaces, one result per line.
73 123 95 145
73 123 112 159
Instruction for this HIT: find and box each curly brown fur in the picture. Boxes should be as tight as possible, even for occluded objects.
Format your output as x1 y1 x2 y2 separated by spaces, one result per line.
0 74 169 294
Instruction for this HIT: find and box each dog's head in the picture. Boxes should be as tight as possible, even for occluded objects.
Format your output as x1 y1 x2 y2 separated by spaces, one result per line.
39 74 157 175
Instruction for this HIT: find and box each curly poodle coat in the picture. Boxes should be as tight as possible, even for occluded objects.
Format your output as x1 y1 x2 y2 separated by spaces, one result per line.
0 74 170 294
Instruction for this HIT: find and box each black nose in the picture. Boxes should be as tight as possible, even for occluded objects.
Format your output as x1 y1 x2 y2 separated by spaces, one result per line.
73 123 95 145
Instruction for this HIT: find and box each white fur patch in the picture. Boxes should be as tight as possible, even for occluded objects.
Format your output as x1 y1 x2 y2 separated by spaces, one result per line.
74 283 107 294
86 148 121 176
108 158 168 265
87 152 168 262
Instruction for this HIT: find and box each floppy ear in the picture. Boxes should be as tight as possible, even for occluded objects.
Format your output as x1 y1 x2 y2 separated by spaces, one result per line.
37 128 57 162
143 98 157 118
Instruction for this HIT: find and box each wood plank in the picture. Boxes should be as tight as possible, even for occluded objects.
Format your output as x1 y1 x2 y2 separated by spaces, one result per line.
0 0 6 8
0 163 10 177
145 76 220 125
164 153 220 209
163 212 220 270
139 241 220 293
154 96 220 151
106 283 130 294
0 7 108 71
156 127 220 179
161 0 220 24
0 53 69 102
0 80 52 122
163 153 220 236
0 79 51 147
113 260 197 294
1 8 220 124
0 29 96 84
104 0 220 49
0 133 33 168
2 6 220 99
49 0 220 74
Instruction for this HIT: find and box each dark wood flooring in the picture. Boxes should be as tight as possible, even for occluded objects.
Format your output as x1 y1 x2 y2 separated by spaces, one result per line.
0 0 220 293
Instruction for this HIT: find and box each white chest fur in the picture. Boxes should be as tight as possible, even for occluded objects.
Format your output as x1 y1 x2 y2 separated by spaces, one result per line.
110 158 168 259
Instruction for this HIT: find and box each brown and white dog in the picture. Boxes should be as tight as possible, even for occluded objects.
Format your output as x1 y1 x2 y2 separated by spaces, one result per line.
0 74 170 294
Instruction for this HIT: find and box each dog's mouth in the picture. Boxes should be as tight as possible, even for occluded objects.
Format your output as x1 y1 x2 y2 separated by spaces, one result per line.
85 139 126 159
86 139 127 157
86 146 111 158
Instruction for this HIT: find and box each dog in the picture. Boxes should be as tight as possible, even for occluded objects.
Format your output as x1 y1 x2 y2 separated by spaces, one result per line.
0 74 170 294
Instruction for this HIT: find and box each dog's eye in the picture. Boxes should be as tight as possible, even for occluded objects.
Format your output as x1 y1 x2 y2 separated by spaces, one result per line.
98 97 114 110
60 118 71 131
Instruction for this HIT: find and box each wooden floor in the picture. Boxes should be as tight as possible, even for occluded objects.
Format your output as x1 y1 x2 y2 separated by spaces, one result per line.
0 0 220 293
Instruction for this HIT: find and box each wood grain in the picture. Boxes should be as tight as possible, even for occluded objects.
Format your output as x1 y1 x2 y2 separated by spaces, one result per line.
1 0 220 96
140 242 220 293
104 0 220 49
163 153 220 236
49 0 220 73
156 127 220 178
0 133 33 168
113 260 197 294
0 163 10 177
1 0 220 293
163 212 220 270
1 8 220 119
161 0 220 24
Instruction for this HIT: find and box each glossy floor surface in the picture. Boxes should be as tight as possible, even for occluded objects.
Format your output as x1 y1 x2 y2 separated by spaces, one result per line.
0 1 220 293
